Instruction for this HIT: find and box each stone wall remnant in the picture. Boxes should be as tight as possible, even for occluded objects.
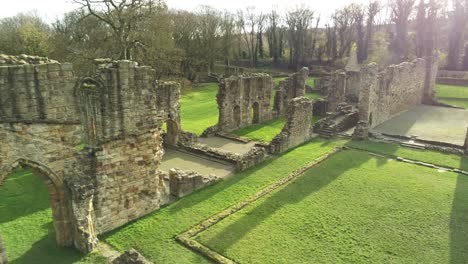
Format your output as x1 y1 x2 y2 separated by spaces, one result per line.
0 56 186 253
0 60 79 123
357 57 438 129
112 248 153 264
169 168 219 198
270 97 314 154
274 67 308 116
215 74 273 132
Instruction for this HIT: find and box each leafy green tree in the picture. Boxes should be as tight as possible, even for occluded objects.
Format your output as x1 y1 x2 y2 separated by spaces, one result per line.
0 12 50 56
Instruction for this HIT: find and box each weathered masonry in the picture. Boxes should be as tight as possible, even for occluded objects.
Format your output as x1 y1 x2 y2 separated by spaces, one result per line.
355 57 438 136
215 74 273 132
270 97 314 153
273 67 308 116
0 57 195 253
314 56 438 139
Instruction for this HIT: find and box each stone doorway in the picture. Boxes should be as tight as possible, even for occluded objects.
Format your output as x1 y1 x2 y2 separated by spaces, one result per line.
0 159 73 248
251 102 260 124
233 106 241 127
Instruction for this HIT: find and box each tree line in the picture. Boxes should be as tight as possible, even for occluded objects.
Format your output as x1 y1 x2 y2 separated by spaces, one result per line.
0 0 467 80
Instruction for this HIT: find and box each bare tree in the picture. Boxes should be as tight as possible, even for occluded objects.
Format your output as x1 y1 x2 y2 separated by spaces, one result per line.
73 0 158 60
286 6 314 69
388 0 416 63
237 7 265 67
267 10 282 65
447 0 468 70
363 1 380 62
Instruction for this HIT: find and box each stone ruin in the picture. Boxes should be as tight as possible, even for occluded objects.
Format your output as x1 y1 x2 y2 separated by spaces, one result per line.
205 67 311 135
213 73 274 132
273 67 308 116
112 248 153 264
270 97 314 153
314 56 438 139
0 56 214 253
353 56 438 138
200 67 318 155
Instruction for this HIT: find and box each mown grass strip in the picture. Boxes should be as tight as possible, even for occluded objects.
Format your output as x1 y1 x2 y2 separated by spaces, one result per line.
176 147 343 263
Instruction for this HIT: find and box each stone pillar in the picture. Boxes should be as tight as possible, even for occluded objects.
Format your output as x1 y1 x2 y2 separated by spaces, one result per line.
64 174 98 253
422 55 439 105
0 233 7 264
464 127 468 155
327 71 347 112
352 121 369 140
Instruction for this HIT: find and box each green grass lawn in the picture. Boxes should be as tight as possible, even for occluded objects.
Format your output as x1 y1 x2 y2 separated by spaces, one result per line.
195 149 468 263
347 140 468 171
232 118 286 142
180 83 219 135
232 116 321 143
103 138 348 264
436 84 468 108
0 169 106 264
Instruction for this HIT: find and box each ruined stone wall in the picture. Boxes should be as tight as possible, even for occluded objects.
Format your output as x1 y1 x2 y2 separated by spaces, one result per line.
89 130 165 233
0 62 79 123
270 97 313 154
79 61 164 145
0 124 79 248
216 74 273 132
358 58 437 128
76 61 181 233
274 68 308 116
327 71 347 111
156 81 181 146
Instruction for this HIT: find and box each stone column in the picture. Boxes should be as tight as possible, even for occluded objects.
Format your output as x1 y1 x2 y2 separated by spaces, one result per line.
0 233 7 264
464 127 468 155
64 174 99 253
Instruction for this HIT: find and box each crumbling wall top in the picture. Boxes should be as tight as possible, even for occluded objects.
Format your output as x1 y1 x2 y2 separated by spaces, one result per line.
0 54 59 66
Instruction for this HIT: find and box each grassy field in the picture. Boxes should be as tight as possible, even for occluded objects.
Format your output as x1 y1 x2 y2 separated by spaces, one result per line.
233 116 321 142
436 84 468 108
0 169 106 264
103 138 348 263
347 140 468 171
232 118 286 142
195 149 468 263
180 83 219 135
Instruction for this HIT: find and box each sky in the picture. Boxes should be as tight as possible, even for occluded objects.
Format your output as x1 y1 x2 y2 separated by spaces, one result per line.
0 0 375 23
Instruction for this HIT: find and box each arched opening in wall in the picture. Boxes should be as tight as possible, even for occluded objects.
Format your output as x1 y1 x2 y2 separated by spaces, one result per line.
163 119 180 146
0 160 73 262
78 77 105 147
369 112 373 127
251 102 260 124
233 105 241 127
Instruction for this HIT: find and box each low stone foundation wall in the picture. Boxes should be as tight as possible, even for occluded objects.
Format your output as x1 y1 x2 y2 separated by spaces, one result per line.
168 168 218 198
179 141 268 172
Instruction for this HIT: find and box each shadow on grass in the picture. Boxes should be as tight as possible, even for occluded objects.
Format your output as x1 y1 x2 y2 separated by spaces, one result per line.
450 156 468 264
0 170 50 224
10 223 83 264
166 158 278 215
202 150 371 252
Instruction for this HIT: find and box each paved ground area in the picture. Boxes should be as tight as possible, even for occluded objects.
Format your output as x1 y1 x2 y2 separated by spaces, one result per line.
371 105 468 146
161 149 235 178
198 136 257 154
